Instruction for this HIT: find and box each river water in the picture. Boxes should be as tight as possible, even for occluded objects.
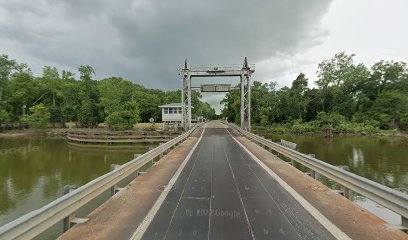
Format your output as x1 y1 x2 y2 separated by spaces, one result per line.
0 137 156 239
1 134 407 237
254 131 408 225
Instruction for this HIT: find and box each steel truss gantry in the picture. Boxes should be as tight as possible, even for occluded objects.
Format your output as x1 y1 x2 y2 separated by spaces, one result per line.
180 58 255 131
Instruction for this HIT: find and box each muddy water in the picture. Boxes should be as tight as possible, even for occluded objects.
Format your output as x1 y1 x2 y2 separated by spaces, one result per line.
0 137 157 239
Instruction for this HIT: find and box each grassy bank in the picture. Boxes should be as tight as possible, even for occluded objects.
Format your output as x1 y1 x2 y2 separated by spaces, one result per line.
252 122 406 138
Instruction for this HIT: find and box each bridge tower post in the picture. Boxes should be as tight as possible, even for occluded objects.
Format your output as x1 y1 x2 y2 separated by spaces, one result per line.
240 73 245 130
181 59 191 130
240 57 252 131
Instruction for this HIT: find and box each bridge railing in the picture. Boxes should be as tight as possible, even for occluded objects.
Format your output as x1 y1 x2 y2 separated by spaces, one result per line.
0 124 202 240
228 123 408 227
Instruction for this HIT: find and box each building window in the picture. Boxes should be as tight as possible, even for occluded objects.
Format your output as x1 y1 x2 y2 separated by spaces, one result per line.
178 108 182 114
164 108 168 114
169 108 173 114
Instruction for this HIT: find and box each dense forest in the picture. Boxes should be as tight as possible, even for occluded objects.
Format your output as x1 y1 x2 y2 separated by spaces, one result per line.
2 52 407 134
0 54 216 130
222 52 408 135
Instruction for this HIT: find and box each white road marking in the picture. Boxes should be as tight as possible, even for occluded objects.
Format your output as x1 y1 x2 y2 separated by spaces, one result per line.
207 147 213 240
129 124 206 240
229 132 352 240
223 148 256 239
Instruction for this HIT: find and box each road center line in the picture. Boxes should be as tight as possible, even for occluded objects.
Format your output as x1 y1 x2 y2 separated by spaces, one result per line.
129 124 206 240
223 147 256 240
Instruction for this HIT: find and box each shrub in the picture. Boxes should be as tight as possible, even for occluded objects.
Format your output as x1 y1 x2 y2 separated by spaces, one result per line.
27 103 51 129
106 100 141 131
106 111 135 131
336 121 379 134
0 110 9 125
290 121 317 133
270 124 288 133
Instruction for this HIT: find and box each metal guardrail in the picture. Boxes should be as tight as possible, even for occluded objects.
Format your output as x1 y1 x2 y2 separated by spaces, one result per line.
228 123 408 225
0 124 201 240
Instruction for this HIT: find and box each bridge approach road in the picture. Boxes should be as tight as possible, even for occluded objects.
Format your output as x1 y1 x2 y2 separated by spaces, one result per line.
135 122 338 240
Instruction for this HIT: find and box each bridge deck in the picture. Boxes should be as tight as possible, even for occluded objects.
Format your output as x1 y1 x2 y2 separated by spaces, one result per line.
137 123 335 240
60 122 408 240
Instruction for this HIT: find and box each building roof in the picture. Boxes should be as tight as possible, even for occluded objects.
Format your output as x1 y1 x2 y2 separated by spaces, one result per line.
158 103 182 108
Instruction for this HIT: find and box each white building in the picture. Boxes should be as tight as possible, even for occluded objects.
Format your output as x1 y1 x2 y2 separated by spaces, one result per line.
159 103 182 122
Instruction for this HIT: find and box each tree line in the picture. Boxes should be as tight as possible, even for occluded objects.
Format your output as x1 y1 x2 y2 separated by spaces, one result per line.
0 54 216 130
222 52 408 135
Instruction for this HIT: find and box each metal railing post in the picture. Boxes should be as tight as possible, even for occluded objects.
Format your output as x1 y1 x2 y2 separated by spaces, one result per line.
159 143 164 159
338 165 350 199
63 185 77 232
110 164 121 196
310 170 316 179
402 216 408 228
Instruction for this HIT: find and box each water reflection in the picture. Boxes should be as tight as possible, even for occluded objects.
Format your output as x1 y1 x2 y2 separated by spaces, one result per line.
255 131 408 225
255 132 408 190
0 137 156 228
351 147 364 166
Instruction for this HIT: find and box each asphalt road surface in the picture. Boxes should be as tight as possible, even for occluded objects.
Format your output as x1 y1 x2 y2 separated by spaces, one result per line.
140 123 336 240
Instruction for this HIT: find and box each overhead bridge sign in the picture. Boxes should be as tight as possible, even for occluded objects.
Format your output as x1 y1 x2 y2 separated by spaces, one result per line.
201 84 231 92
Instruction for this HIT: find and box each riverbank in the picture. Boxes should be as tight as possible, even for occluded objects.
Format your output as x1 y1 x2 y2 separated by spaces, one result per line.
0 123 177 138
252 125 408 139
0 128 68 137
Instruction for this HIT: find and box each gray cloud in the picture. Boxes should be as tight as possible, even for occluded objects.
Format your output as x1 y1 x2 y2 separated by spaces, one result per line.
0 0 333 91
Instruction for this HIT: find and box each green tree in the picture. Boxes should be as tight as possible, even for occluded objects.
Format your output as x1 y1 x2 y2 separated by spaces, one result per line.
98 77 134 115
106 100 141 130
221 81 280 125
195 102 216 120
316 52 369 119
315 111 344 137
5 72 39 121
221 86 241 124
0 109 9 126
0 55 16 102
288 73 309 121
27 103 51 129
369 91 408 130
0 54 219 129
370 61 406 94
76 66 102 127
0 54 29 102
163 90 181 103
250 81 271 124
303 89 322 121
78 65 95 81
37 66 68 126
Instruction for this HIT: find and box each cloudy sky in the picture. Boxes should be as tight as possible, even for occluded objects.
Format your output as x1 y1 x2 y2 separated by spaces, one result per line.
1 0 407 112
